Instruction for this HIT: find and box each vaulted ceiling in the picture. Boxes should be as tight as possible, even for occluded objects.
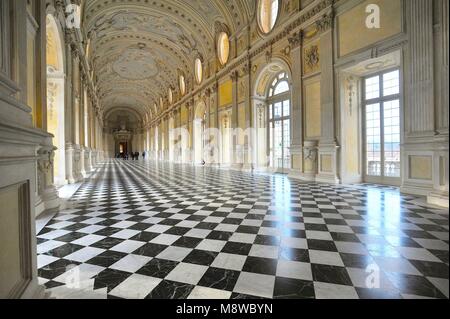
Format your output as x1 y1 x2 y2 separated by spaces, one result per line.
82 0 255 124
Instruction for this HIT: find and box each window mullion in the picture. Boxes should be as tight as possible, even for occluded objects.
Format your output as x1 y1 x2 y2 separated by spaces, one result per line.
380 75 385 178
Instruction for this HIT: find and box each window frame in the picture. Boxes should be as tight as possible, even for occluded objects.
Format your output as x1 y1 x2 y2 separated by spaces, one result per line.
257 0 280 35
194 58 203 84
266 72 292 173
217 32 230 66
362 68 402 185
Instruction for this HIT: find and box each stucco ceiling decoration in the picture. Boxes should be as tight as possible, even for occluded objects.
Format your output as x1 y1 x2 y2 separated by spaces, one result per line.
83 0 253 123
112 45 159 80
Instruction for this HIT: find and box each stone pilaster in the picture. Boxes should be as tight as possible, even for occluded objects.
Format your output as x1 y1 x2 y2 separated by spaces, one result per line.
35 137 60 216
241 61 253 171
401 0 448 207
230 70 242 170
316 13 340 184
288 31 304 180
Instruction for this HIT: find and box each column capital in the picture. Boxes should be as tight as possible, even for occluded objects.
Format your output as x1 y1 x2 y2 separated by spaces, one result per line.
288 31 303 48
230 70 239 82
315 12 334 34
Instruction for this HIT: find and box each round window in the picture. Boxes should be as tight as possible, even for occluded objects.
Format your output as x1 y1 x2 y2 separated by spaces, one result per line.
257 0 279 34
217 32 230 66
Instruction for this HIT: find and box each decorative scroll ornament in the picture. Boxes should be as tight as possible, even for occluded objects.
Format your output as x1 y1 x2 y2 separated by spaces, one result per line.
304 148 317 162
305 45 320 70
257 103 265 127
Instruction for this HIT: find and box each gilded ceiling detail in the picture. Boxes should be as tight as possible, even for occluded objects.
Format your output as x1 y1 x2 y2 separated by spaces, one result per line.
83 0 252 122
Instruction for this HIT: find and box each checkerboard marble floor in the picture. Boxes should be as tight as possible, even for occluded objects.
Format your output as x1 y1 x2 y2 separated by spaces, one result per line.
37 160 449 299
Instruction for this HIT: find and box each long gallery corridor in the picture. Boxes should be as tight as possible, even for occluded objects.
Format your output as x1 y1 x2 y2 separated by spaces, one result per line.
1 0 449 301
36 160 449 299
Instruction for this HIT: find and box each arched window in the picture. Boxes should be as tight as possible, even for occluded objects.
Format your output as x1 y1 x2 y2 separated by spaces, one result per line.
257 0 279 34
269 72 290 97
195 58 203 84
217 32 230 66
267 72 291 172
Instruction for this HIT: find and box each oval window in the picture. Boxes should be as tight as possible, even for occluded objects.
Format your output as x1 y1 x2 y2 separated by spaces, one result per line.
195 58 203 84
217 32 230 66
257 0 279 34
179 75 186 96
168 88 173 104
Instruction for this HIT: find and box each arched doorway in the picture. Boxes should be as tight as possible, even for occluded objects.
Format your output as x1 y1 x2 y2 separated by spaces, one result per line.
253 61 292 174
46 14 66 185
193 101 206 165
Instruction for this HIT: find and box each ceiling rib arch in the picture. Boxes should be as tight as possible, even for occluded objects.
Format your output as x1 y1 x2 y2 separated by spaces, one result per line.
82 0 252 123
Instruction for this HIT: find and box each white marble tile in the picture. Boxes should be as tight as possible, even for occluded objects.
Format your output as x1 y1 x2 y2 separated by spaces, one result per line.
110 254 152 273
166 263 208 285
110 240 145 254
233 272 275 299
109 274 161 299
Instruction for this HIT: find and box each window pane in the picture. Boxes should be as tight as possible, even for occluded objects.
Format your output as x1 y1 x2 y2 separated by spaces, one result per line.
283 119 290 169
274 121 282 168
283 100 290 117
383 100 401 177
365 76 380 100
274 80 289 95
366 103 381 176
383 70 400 96
274 102 282 118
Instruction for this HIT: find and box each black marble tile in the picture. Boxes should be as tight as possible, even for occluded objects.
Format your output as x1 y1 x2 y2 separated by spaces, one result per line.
54 232 88 243
86 250 127 267
146 280 195 299
307 239 338 252
355 287 402 299
132 243 168 257
273 277 315 299
183 249 218 266
279 247 310 263
340 253 375 269
93 268 132 292
172 236 203 249
130 231 160 242
409 260 449 279
136 258 179 278
385 273 447 299
44 243 85 258
94 227 123 237
165 226 191 236
91 237 125 250
38 259 81 280
242 256 278 276
221 242 252 256
198 267 240 291
311 264 353 286
254 235 281 246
